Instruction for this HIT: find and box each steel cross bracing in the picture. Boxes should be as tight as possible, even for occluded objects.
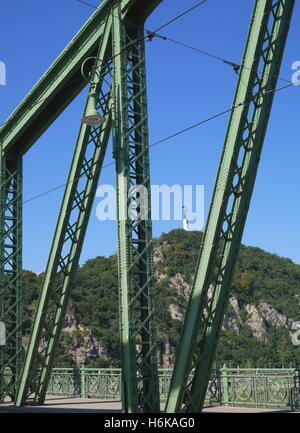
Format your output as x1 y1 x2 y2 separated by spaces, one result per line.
165 0 295 413
112 5 159 413
9 0 161 411
0 0 296 413
0 0 162 157
0 156 23 401
14 16 113 406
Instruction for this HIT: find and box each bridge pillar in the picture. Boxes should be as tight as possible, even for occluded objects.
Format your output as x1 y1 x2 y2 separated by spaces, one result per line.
0 152 23 402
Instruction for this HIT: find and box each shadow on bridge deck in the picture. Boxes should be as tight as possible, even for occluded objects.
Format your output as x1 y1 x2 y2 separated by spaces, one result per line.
0 396 122 413
0 396 295 413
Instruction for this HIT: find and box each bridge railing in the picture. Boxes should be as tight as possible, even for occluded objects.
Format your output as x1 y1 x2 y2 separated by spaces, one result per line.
46 366 300 410
220 367 299 409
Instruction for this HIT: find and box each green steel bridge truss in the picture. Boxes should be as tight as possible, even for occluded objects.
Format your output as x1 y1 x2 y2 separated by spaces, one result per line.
0 0 295 413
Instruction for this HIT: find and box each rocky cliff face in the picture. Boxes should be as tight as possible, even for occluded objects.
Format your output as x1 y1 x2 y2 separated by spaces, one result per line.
167 277 294 343
23 292 294 368
60 307 108 365
157 267 296 366
23 306 109 367
62 291 294 367
243 302 292 341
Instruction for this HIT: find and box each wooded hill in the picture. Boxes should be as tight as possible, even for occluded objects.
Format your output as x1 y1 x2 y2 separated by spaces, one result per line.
22 229 300 368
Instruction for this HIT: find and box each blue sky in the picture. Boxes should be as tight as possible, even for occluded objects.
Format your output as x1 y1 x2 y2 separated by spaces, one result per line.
1 0 300 272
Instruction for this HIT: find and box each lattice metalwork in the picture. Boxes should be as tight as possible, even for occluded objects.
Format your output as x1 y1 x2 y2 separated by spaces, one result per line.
222 368 298 409
15 18 113 406
0 0 296 414
291 366 300 411
84 368 121 399
112 7 160 413
0 156 23 402
45 367 300 410
166 0 295 413
47 368 81 397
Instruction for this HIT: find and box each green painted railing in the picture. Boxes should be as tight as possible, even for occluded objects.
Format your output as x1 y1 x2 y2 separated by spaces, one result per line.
46 366 300 411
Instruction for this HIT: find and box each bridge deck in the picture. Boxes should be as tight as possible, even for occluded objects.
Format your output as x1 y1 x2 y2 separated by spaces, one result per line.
0 396 294 413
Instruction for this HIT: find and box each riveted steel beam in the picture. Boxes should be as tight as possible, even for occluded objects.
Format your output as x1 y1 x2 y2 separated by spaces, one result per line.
0 153 23 402
112 3 160 413
0 0 162 157
0 0 162 408
14 15 113 406
166 0 295 413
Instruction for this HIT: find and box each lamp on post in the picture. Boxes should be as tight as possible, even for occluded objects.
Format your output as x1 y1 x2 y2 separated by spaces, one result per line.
80 56 111 127
81 89 105 126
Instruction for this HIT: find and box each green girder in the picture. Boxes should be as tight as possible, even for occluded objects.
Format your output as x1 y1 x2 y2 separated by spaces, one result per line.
15 16 113 406
0 154 23 401
112 5 159 412
10 0 162 412
0 0 162 157
0 0 295 413
165 0 295 413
